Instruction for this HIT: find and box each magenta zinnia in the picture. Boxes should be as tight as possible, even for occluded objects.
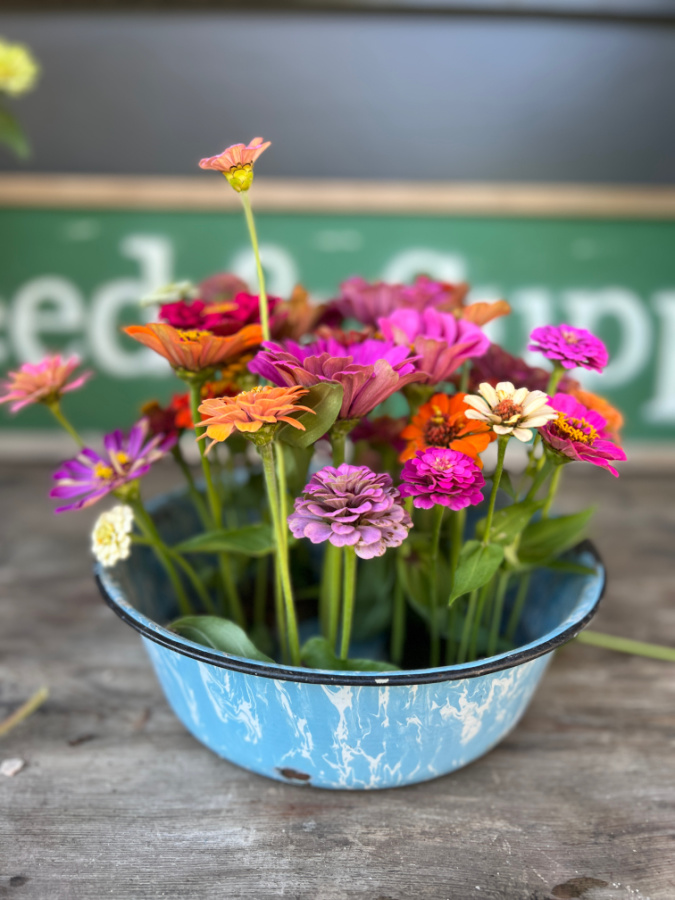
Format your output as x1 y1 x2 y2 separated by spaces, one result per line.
378 307 489 384
528 324 608 373
399 447 486 510
0 355 91 413
249 337 423 420
288 464 412 559
50 419 175 512
540 393 627 477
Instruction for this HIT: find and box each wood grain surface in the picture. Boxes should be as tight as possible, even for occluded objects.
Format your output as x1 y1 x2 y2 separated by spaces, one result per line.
0 463 673 900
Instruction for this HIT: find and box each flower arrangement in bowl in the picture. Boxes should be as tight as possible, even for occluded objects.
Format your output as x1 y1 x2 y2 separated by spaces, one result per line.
3 138 672 789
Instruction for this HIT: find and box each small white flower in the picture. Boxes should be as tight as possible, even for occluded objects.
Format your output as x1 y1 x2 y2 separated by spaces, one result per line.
464 381 556 442
91 505 135 568
139 281 198 307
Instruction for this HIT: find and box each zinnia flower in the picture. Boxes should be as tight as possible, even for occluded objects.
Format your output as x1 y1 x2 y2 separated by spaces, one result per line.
0 38 39 96
199 272 249 305
288 464 412 559
528 324 609 373
378 307 489 384
0 355 91 413
199 137 271 192
568 387 624 442
399 447 486 511
249 337 424 420
464 382 556 442
400 393 494 464
123 322 262 374
50 419 175 513
197 385 314 450
332 275 461 326
540 393 627 477
91 505 134 568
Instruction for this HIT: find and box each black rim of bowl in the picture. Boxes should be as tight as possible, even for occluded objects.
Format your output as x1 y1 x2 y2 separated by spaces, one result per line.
96 539 605 686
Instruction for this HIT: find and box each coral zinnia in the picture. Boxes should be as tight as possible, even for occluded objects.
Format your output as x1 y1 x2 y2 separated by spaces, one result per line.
50 419 175 512
399 447 486 511
249 337 424 420
0 355 91 413
288 464 412 559
199 137 271 192
464 382 556 442
378 307 489 384
123 322 262 374
400 393 494 464
528 324 608 373
540 393 627 477
197 385 314 450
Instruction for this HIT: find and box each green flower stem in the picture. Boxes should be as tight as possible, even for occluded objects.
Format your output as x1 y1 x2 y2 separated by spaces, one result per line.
459 360 471 394
254 555 268 629
324 544 342 649
390 557 406 666
525 456 554 502
546 363 565 397
168 549 217 615
575 630 675 662
469 581 491 661
239 191 270 343
505 573 530 642
482 435 509 545
487 571 509 657
445 604 457 664
171 445 210 527
429 505 445 668
339 546 358 660
47 401 84 447
260 441 301 666
330 430 347 467
274 563 288 665
188 382 245 627
449 507 466 591
129 498 193 616
275 442 290 553
542 465 563 518
457 590 478 664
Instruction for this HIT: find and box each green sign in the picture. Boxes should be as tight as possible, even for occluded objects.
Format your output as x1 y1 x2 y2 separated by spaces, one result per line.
1 206 674 441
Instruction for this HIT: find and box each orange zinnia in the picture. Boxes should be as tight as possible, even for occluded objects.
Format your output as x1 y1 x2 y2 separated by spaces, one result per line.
197 385 314 451
400 392 495 465
569 387 624 442
123 322 262 373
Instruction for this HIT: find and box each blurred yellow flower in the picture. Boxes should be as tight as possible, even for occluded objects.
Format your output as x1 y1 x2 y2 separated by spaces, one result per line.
0 38 40 97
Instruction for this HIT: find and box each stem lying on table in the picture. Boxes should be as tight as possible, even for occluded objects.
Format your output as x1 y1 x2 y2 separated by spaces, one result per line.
575 630 675 662
0 686 49 740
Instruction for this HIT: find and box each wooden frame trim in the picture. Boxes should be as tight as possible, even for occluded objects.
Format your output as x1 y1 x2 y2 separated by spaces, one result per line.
1 174 675 218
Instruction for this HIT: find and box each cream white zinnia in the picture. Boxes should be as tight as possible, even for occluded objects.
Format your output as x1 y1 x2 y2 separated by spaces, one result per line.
91 505 134 567
464 381 556 442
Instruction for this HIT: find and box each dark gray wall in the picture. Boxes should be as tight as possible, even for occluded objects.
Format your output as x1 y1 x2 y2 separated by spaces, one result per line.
0 12 673 182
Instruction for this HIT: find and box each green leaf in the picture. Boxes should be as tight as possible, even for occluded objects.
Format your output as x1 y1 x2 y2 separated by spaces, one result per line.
300 636 398 672
0 106 30 159
519 508 595 565
276 381 344 448
173 523 274 556
475 499 542 546
448 540 505 603
170 616 274 663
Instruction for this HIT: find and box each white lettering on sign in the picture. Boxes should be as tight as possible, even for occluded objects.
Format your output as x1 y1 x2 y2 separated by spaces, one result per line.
11 276 86 362
643 292 675 423
382 249 466 285
89 235 172 378
563 289 652 390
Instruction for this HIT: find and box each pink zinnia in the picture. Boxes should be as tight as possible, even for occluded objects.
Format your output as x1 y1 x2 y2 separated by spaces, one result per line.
0 355 91 413
332 275 462 327
399 447 486 511
528 324 608 373
199 137 271 172
540 393 627 477
288 464 412 559
378 307 489 384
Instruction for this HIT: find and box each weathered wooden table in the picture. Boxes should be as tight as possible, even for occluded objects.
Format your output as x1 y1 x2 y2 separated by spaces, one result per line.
1 462 674 900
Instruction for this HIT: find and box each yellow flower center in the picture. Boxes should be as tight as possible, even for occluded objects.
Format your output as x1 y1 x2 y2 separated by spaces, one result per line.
554 413 597 445
224 164 254 193
562 330 579 344
94 463 114 480
178 329 211 342
115 451 131 466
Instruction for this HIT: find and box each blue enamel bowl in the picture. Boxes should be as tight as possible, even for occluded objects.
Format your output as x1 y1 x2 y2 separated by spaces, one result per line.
96 493 605 790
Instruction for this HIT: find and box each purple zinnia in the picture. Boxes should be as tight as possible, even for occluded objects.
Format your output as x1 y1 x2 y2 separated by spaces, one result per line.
50 419 176 512
288 464 412 559
399 447 486 511
540 393 626 477
378 307 489 384
330 275 466 327
249 337 424 420
528 324 608 373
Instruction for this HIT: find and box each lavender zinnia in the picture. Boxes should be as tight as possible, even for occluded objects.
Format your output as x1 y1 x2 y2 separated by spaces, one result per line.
50 419 175 512
249 337 423 420
288 464 412 559
528 324 609 373
399 447 486 511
